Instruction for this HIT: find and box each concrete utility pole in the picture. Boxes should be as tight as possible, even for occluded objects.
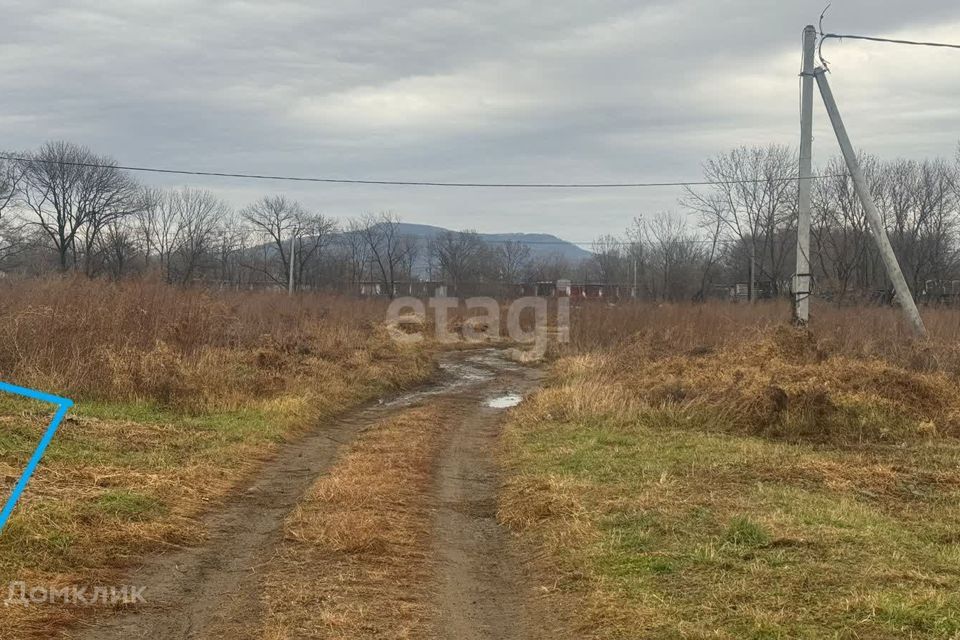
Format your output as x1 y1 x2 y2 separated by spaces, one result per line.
793 25 817 325
815 68 927 337
288 230 296 296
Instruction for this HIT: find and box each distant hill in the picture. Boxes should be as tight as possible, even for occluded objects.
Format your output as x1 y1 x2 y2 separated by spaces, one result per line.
391 223 592 263
252 222 593 280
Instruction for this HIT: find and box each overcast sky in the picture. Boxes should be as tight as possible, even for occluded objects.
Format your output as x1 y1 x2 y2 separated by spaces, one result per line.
3 1 960 242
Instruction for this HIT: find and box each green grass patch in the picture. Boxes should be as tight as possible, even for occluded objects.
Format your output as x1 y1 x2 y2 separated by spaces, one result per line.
723 517 771 548
36 402 283 470
93 490 166 521
74 400 182 423
868 591 960 636
75 400 280 438
502 404 960 639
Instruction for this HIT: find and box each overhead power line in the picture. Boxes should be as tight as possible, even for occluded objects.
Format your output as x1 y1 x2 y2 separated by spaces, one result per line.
820 32 960 51
817 5 960 68
0 154 843 190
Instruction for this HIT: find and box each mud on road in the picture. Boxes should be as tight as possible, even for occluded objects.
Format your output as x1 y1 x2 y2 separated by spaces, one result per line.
66 349 555 640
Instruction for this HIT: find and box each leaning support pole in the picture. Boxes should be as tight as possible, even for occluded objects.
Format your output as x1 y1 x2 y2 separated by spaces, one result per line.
288 231 296 296
814 68 927 337
793 25 817 325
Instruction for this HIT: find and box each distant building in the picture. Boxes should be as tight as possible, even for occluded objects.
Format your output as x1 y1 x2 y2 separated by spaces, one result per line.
358 281 447 297
922 280 960 305
725 282 777 301
358 279 638 300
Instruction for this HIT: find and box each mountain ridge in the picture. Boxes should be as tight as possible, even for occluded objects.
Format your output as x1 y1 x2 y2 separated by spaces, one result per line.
390 222 591 262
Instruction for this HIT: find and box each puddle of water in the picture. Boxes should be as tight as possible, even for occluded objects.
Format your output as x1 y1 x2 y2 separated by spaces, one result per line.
485 394 523 409
384 356 496 408
383 349 528 408
465 350 525 372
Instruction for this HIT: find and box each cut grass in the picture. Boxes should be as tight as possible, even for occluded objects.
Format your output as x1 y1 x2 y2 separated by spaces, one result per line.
500 338 960 639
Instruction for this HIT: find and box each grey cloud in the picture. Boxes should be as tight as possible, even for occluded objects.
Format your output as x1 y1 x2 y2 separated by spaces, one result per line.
2 0 960 240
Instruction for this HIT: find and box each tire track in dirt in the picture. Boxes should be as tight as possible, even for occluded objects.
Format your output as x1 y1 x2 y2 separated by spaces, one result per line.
64 350 523 640
430 355 553 640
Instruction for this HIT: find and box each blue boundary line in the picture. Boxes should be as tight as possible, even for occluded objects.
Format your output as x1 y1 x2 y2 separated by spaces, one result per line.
0 381 73 533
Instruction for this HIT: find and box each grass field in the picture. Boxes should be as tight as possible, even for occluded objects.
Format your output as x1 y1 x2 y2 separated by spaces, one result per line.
0 278 435 638
500 302 960 639
5 280 960 638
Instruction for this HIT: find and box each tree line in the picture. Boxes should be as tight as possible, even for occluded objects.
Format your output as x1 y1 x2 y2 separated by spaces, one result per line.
585 143 960 302
0 141 564 292
1 140 959 301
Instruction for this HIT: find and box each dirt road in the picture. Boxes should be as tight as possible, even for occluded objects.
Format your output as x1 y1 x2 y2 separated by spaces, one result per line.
66 349 549 640
432 359 542 640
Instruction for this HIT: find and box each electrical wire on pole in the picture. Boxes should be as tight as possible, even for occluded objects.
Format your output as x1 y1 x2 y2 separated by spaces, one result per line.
0 154 845 191
817 5 960 69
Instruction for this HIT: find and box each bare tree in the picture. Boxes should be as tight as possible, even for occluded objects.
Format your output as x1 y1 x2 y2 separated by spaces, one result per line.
359 212 408 297
396 234 422 283
293 213 338 290
591 235 626 284
811 155 877 299
133 186 162 269
493 239 531 284
135 187 185 283
215 210 250 287
241 195 301 287
77 170 140 277
880 158 958 292
0 154 27 265
685 145 797 292
431 230 486 295
99 218 138 280
241 195 338 290
525 253 572 282
171 187 225 284
21 141 140 273
342 218 372 287
0 155 22 216
643 214 705 301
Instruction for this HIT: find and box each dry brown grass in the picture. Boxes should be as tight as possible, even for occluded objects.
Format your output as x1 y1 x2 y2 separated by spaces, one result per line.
545 324 960 444
0 276 437 639
0 275 421 409
550 299 960 444
566 299 960 373
261 404 449 639
500 300 960 638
